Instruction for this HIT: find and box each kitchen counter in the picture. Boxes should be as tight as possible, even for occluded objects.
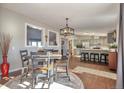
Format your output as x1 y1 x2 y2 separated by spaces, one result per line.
81 49 109 53
73 48 109 56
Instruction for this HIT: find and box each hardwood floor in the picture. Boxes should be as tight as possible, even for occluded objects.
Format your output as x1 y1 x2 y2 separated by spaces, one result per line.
0 56 116 89
75 72 116 89
69 57 116 73
0 70 21 85
69 56 116 89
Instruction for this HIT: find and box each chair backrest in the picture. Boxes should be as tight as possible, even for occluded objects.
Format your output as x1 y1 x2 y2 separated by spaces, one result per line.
31 52 51 77
61 53 71 68
20 50 29 67
37 50 47 55
30 51 51 72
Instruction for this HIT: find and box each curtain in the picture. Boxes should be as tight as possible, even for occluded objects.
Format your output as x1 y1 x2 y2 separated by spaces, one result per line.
116 3 124 89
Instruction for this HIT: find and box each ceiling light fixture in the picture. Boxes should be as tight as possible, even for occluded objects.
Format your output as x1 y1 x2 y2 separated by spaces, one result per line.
60 18 74 36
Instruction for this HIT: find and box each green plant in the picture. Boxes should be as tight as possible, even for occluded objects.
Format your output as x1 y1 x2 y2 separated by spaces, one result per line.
76 44 82 48
109 43 117 48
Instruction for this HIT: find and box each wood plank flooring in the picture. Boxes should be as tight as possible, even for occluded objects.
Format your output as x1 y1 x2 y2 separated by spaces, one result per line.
69 56 116 89
0 56 116 89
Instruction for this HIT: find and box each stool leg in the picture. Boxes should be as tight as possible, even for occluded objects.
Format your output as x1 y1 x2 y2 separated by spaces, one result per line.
93 55 95 62
86 54 89 61
105 56 107 64
98 55 99 62
90 54 93 62
90 54 92 62
80 53 82 62
84 55 85 61
100 55 102 63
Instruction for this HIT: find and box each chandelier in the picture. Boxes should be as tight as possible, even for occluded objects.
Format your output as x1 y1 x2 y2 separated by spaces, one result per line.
60 18 74 36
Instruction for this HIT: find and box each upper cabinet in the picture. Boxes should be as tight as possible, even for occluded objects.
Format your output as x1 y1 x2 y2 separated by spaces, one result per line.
107 30 116 43
25 23 45 47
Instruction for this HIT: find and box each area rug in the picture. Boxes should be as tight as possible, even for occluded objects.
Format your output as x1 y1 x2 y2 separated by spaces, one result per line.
72 66 117 80
2 72 84 89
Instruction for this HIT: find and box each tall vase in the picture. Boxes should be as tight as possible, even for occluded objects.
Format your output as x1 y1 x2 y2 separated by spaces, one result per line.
1 56 10 79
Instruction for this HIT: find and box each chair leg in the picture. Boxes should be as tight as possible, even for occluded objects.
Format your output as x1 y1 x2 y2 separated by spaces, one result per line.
34 77 37 85
36 76 39 84
66 66 70 81
31 78 35 89
48 78 51 89
20 76 23 83
48 82 50 89
20 74 26 83
41 83 45 89
41 82 50 89
55 66 58 80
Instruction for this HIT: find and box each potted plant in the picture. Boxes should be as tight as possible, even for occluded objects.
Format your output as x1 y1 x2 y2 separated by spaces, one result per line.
0 32 12 79
76 44 82 48
109 43 117 52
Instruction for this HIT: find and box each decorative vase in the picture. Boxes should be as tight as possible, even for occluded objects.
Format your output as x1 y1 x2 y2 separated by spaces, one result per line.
1 56 10 78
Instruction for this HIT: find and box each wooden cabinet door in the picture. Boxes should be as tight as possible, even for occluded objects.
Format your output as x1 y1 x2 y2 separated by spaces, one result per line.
108 52 117 70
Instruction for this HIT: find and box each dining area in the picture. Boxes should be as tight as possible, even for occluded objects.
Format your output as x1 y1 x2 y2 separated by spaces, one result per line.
19 49 66 88
17 49 84 89
0 17 84 89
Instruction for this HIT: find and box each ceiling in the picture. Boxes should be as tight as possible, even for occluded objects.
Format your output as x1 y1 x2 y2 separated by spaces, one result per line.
1 3 119 34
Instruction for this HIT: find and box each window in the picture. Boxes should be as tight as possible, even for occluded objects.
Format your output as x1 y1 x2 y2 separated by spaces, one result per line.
26 24 43 47
48 31 58 46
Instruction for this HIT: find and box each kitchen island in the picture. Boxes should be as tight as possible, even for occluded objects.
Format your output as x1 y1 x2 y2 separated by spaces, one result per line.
73 48 109 56
73 48 109 64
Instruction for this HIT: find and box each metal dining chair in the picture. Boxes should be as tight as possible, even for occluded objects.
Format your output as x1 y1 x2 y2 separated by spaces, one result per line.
55 53 71 81
30 51 53 89
20 50 31 83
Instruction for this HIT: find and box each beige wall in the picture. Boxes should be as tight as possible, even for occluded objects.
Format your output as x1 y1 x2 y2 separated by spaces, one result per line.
0 7 60 71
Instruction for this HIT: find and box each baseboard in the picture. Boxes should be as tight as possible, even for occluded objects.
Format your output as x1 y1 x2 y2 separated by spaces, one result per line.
0 67 22 76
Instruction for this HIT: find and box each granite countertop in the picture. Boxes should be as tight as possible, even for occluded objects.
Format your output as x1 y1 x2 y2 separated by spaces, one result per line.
81 49 109 53
81 49 109 51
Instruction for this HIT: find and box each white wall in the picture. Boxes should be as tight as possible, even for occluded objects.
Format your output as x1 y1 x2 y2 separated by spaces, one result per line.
116 4 123 89
0 7 2 64
0 7 60 71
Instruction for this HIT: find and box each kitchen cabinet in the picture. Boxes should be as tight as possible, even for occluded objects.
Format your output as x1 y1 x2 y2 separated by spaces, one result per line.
108 52 117 70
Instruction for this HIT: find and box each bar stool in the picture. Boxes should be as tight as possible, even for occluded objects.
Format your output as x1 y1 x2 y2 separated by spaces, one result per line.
100 53 108 64
85 53 89 61
90 53 99 62
90 53 95 62
94 53 99 62
80 52 89 61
